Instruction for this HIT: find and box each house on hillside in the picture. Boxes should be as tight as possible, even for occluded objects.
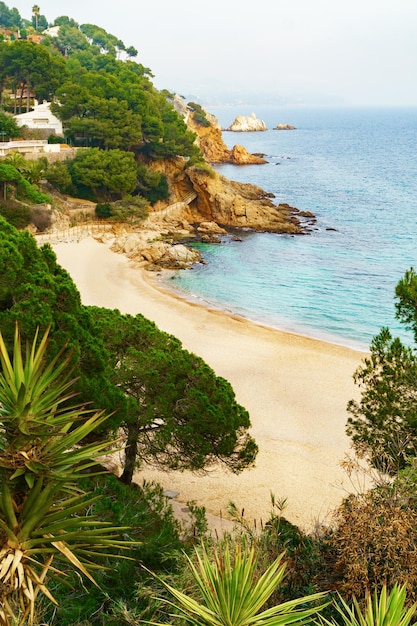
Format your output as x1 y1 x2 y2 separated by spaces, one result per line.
26 33 43 43
42 26 60 38
14 100 63 135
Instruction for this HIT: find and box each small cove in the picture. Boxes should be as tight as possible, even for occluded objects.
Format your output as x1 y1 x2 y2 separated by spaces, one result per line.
163 106 417 350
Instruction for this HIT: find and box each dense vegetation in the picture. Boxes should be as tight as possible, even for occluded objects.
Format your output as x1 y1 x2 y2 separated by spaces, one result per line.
2 3 417 625
0 4 203 212
0 216 257 475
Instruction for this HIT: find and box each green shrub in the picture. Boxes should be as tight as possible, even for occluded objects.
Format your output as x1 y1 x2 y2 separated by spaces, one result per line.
110 195 149 222
185 157 216 176
47 134 66 144
16 178 51 203
136 163 170 204
95 202 112 218
40 474 184 625
187 102 211 127
45 161 74 194
0 202 31 229
225 497 322 606
0 110 21 138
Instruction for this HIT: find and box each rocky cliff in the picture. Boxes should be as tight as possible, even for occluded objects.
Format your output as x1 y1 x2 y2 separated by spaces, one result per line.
44 99 314 271
148 157 310 235
172 95 267 165
186 168 305 234
187 112 267 165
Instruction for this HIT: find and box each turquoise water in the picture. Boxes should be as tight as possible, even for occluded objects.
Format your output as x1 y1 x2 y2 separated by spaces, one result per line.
166 106 417 350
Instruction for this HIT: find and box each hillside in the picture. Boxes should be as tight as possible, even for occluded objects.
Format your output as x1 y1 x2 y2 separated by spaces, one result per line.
0 5 313 246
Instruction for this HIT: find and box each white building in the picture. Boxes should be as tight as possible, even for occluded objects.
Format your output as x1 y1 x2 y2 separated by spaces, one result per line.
42 26 60 38
0 140 73 159
14 100 63 135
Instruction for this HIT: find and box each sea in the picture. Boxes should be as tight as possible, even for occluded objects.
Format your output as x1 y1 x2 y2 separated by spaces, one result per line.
164 105 417 351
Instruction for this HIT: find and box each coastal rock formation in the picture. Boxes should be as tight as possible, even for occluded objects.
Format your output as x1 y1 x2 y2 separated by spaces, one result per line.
275 123 296 130
109 231 202 269
148 157 308 235
185 107 267 164
197 221 228 235
44 98 311 269
226 113 267 132
186 168 304 234
230 145 267 164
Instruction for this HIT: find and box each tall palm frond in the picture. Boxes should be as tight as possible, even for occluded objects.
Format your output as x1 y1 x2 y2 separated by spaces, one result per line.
0 326 137 626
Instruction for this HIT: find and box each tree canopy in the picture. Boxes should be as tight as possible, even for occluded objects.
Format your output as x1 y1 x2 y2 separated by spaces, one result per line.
347 268 417 474
0 218 257 483
90 307 258 484
0 39 67 112
0 4 197 204
0 1 21 28
0 110 20 137
68 148 138 200
0 217 123 416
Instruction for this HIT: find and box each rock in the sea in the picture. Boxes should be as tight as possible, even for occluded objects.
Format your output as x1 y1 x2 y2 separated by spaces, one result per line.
274 123 296 130
227 113 267 132
173 100 267 164
230 145 267 164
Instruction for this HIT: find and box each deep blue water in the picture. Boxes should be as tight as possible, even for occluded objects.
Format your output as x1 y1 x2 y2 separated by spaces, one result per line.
166 106 417 350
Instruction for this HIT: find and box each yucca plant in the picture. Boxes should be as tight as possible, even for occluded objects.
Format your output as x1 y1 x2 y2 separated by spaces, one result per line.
151 541 327 626
322 584 417 626
0 326 135 626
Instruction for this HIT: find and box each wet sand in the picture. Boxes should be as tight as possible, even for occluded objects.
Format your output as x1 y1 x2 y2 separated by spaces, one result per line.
53 237 366 531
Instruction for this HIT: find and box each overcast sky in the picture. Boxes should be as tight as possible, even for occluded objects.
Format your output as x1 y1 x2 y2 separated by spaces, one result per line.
14 0 417 106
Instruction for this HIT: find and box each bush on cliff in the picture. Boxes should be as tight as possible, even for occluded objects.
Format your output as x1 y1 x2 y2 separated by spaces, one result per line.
96 195 149 222
45 160 75 194
187 101 211 127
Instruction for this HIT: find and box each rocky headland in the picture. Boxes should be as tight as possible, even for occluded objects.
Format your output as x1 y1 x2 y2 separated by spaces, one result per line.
172 95 267 164
41 99 315 270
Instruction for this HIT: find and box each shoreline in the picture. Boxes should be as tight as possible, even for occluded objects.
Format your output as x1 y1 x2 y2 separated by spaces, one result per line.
152 269 370 354
52 236 367 532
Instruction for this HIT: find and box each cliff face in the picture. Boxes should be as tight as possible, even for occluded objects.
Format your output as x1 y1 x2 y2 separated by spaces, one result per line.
187 114 267 165
144 98 313 237
177 100 267 165
186 168 304 234
148 158 307 235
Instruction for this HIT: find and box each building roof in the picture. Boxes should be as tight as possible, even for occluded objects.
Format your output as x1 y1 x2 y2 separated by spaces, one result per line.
14 100 63 135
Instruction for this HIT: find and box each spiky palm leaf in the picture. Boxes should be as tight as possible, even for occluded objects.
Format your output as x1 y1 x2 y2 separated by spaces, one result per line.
0 326 136 626
323 584 417 626
152 542 327 626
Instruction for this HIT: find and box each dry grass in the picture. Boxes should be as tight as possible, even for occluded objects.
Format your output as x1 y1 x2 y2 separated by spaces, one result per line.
320 486 417 601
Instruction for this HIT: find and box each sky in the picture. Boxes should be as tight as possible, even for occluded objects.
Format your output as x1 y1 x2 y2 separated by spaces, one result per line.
13 0 417 106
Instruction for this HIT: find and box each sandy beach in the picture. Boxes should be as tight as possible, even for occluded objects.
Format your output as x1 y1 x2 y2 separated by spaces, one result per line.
52 237 366 532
